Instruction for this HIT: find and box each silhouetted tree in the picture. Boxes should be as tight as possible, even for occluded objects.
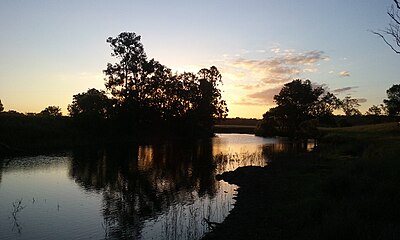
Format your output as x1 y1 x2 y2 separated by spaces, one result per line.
40 106 62 117
341 96 361 116
0 99 3 112
366 104 384 116
68 88 112 119
104 32 165 120
193 67 228 134
68 88 113 133
102 32 228 135
373 0 400 54
384 84 400 116
257 79 340 137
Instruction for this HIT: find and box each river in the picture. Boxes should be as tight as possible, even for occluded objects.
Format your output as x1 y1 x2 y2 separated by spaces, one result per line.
0 134 312 240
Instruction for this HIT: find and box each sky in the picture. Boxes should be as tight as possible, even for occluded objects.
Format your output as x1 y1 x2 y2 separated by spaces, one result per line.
0 0 399 118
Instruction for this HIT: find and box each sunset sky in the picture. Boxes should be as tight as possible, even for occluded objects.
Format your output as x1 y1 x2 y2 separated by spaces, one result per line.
0 0 399 118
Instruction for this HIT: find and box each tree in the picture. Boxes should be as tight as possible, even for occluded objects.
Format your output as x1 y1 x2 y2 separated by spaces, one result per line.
340 96 361 116
102 32 228 135
0 99 3 112
40 106 62 117
373 0 400 54
257 79 340 137
104 32 161 107
103 32 179 126
384 84 400 116
192 67 228 134
366 105 383 116
68 88 112 119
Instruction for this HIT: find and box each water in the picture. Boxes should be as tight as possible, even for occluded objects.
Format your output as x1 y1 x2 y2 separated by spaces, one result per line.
0 134 296 240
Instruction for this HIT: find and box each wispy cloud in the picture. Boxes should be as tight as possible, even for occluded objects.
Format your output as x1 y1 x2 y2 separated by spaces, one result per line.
339 70 350 77
357 98 367 103
236 84 262 90
226 50 327 85
247 86 282 105
218 49 329 109
333 86 358 94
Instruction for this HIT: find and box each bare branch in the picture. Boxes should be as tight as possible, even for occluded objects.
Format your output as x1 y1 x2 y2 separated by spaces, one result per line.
373 0 400 54
372 30 400 54
395 0 400 9
388 6 400 25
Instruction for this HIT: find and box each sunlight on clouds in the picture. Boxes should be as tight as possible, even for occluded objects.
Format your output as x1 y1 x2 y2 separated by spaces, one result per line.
339 70 350 77
216 49 328 115
303 68 318 73
209 48 337 118
270 48 281 54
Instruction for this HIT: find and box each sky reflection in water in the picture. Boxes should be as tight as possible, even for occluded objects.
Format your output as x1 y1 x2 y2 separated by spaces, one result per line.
0 134 287 240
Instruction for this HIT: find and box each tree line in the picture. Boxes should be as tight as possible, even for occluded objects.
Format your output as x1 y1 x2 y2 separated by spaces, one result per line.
0 32 228 139
1 32 399 140
68 32 228 137
255 79 400 138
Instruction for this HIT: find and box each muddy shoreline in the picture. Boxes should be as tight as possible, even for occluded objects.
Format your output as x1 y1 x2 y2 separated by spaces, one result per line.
203 166 273 239
203 151 329 240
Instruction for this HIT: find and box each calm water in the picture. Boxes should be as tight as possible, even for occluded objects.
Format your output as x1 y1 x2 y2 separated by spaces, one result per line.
0 134 310 240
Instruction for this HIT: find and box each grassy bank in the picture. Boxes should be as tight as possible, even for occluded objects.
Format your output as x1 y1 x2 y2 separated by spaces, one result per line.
214 125 256 134
205 122 400 239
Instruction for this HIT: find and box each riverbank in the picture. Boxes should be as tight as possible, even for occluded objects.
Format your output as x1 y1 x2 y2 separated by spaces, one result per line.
204 122 400 239
0 112 214 157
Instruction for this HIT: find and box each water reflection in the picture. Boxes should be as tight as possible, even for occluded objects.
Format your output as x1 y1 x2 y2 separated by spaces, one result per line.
70 139 219 239
0 134 313 240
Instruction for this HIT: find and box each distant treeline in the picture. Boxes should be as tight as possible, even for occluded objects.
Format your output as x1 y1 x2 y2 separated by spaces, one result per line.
255 80 400 139
216 118 260 126
0 111 74 155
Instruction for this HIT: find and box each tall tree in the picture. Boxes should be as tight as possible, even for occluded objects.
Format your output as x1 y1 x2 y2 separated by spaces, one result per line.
384 84 400 116
373 0 400 54
341 96 361 116
102 32 228 135
0 99 3 112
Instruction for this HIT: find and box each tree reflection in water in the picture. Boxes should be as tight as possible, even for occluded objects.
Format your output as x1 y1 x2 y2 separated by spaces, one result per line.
69 139 219 240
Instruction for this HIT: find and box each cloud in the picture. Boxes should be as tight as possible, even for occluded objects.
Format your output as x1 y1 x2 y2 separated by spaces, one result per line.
233 99 268 106
303 68 318 73
333 86 358 94
339 70 350 77
271 48 281 54
245 86 283 105
226 50 327 84
237 84 262 90
218 49 328 108
357 98 367 103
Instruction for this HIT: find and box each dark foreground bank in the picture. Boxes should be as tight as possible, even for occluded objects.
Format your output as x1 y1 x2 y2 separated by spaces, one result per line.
204 122 400 240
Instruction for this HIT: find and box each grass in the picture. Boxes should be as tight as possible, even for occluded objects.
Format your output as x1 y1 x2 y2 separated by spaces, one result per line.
213 125 255 134
205 122 400 240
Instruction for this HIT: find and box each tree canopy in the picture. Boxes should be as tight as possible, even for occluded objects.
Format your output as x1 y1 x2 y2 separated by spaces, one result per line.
256 79 340 137
40 106 62 117
340 96 361 116
68 88 112 119
69 32 228 137
384 84 400 116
